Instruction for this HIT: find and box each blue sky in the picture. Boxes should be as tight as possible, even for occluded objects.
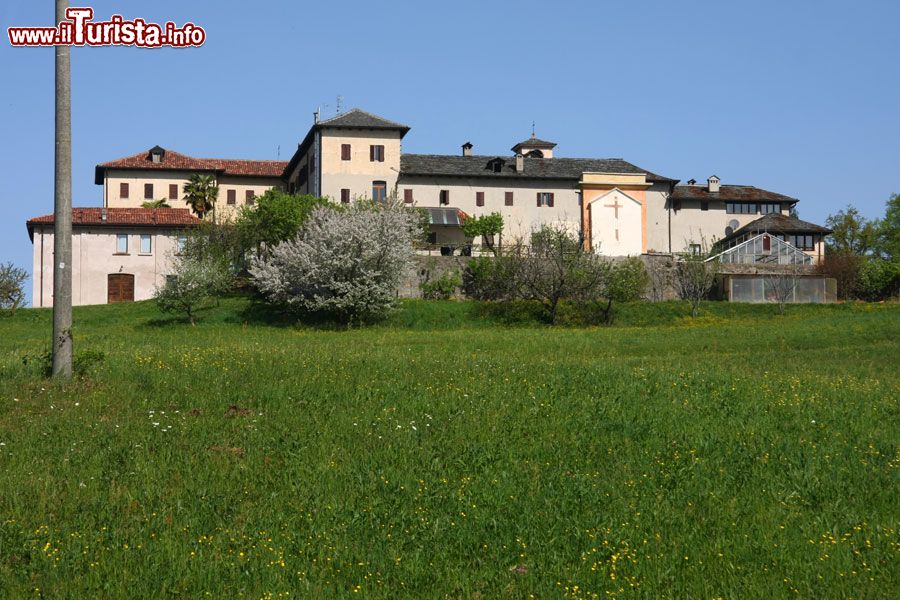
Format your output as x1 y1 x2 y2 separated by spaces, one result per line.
1 0 898 297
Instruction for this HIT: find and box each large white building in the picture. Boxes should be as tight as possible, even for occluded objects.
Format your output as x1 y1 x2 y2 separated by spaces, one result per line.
27 108 831 306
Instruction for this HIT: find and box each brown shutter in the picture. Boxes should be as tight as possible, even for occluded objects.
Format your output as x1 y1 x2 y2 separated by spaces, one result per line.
548 193 555 208
120 182 129 198
369 145 375 161
341 188 350 203
505 191 513 206
246 190 255 205
537 192 541 207
404 189 413 203
144 183 153 199
342 144 351 160
476 191 484 207
379 145 385 162
169 184 178 200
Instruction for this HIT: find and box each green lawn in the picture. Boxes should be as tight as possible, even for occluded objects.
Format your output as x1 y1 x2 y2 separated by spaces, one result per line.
0 299 898 598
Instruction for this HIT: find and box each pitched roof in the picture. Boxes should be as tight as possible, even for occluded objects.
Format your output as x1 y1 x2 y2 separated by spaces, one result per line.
671 184 798 204
399 154 676 183
317 108 411 134
718 213 832 246
95 148 288 183
27 207 201 239
511 135 557 152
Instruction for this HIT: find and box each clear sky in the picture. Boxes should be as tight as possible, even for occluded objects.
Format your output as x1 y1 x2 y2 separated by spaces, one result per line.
2 0 898 299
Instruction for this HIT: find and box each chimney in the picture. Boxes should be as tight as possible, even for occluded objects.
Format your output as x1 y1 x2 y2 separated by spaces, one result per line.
313 108 320 124
707 175 720 193
687 178 697 186
101 208 107 222
515 153 524 173
462 142 473 157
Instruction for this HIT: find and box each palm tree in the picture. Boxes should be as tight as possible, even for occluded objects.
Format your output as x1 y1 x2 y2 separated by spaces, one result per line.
183 173 219 221
142 199 171 208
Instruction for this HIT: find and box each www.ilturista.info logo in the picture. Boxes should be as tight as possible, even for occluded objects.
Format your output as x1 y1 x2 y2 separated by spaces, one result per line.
8 8 205 48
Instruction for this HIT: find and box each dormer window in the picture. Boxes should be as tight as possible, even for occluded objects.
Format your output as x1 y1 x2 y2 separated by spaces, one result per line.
148 145 165 164
525 150 544 158
486 157 506 173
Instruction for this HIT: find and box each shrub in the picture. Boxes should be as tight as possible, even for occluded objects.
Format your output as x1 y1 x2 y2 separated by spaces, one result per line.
420 270 462 300
22 348 105 379
0 262 28 314
856 257 900 301
250 201 419 323
155 244 232 325
816 252 863 300
607 258 649 302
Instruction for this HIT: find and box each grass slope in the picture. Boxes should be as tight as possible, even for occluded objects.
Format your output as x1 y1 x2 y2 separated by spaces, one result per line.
0 299 898 598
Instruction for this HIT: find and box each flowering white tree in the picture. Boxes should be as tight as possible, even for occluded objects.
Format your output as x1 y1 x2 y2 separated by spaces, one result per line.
250 202 419 322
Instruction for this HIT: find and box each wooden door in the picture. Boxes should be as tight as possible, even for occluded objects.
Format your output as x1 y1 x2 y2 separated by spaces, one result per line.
107 274 134 303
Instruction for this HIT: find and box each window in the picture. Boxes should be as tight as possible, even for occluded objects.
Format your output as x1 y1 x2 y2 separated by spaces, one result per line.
169 184 178 200
403 189 413 204
505 191 514 206
341 188 350 204
341 144 351 160
726 202 757 214
370 145 385 162
700 200 709 211
476 191 484 207
372 181 386 203
227 189 236 205
762 235 771 252
176 235 187 253
144 183 153 199
789 235 815 250
116 234 128 254
688 243 702 255
537 192 554 207
120 182 129 199
439 189 450 205
760 203 780 214
245 190 255 205
140 234 152 254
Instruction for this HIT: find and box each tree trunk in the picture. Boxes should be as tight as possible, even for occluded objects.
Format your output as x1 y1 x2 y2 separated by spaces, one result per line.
52 0 73 379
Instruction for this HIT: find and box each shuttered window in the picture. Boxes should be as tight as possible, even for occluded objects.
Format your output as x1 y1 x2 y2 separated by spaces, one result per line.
227 189 236 205
476 191 484 207
404 189 413 204
537 192 554 207
120 182 129 198
144 183 153 199
505 191 513 206
341 144 351 160
439 190 450 205
169 184 178 200
341 188 350 203
246 190 255 205
370 145 384 162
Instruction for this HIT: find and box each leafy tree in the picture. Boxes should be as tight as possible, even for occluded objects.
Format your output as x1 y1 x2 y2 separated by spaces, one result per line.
250 200 420 323
235 190 330 256
825 205 878 255
463 212 504 251
154 238 231 325
141 199 171 208
0 262 28 314
875 193 900 259
183 173 219 221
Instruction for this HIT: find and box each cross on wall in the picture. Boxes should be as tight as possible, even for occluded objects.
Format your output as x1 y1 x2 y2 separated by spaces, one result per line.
605 199 623 219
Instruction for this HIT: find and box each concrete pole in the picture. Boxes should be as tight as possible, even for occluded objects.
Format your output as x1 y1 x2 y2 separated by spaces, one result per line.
52 0 73 378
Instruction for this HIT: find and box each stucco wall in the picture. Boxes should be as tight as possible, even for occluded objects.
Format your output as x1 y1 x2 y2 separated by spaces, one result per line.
668 199 789 252
588 189 643 256
319 130 402 202
103 169 282 220
32 226 185 307
397 175 581 240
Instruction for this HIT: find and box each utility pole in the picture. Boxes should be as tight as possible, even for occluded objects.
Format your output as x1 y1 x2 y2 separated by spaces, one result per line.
52 0 73 378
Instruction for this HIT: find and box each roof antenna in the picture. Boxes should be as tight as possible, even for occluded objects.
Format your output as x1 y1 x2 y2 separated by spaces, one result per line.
531 120 536 138
276 144 280 159
336 95 343 115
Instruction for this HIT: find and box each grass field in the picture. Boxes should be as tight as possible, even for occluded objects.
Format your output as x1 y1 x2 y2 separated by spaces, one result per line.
0 298 898 598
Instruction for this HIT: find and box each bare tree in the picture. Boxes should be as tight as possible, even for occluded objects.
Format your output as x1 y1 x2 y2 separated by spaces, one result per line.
52 0 73 378
675 242 717 317
764 265 803 315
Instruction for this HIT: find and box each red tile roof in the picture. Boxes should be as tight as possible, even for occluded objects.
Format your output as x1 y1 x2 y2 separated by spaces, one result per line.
27 208 201 239
94 148 288 183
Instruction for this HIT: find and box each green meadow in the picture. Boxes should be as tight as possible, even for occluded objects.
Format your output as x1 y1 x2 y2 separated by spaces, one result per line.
0 299 897 598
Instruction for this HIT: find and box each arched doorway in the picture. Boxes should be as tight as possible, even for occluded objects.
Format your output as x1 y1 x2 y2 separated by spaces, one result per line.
107 273 134 303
